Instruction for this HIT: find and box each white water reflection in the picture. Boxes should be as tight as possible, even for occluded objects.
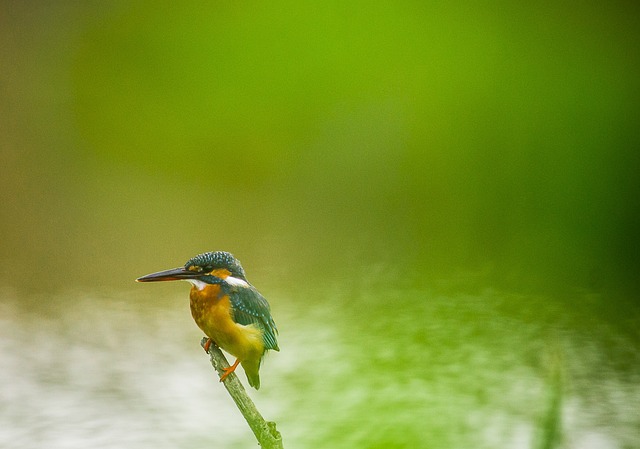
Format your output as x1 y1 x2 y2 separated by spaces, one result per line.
0 290 259 449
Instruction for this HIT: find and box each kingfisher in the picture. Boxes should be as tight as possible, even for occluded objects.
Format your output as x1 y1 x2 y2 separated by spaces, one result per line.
136 251 279 389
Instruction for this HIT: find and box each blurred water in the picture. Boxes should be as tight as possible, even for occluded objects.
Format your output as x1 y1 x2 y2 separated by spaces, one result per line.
1 278 637 449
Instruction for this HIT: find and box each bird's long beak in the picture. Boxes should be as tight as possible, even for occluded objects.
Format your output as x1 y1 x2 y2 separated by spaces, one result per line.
136 267 200 282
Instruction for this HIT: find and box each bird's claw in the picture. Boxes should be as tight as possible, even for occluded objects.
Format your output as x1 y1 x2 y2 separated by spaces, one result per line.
202 337 217 353
219 358 241 383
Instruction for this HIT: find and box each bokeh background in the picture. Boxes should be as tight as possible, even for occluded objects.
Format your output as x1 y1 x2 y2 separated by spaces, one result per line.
1 2 639 448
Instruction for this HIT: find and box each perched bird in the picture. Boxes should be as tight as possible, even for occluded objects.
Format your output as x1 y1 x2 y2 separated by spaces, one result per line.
136 251 279 389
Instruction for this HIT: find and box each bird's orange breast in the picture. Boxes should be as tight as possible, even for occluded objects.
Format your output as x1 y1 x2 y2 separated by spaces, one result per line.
189 284 264 361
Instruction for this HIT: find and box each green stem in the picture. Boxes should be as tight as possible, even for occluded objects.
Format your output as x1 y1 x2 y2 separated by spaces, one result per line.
200 337 284 449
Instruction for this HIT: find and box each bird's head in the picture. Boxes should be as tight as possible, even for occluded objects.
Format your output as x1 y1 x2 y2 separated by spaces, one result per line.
136 251 249 290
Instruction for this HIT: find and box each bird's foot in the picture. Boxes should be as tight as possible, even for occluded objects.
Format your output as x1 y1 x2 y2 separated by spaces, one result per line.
219 358 241 383
202 337 218 353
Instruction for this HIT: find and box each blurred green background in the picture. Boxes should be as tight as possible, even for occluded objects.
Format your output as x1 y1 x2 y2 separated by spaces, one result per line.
2 0 638 294
1 1 639 448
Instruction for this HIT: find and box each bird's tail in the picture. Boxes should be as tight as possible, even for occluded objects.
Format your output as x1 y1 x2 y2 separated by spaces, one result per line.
242 359 261 390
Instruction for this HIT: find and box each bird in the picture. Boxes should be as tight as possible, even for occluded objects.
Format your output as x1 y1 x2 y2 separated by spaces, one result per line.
136 251 279 389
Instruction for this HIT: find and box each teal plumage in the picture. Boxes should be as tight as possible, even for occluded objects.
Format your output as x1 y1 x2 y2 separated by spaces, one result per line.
230 285 280 352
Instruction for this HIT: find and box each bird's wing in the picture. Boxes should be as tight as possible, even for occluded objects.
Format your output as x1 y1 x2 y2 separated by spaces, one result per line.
229 286 279 351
